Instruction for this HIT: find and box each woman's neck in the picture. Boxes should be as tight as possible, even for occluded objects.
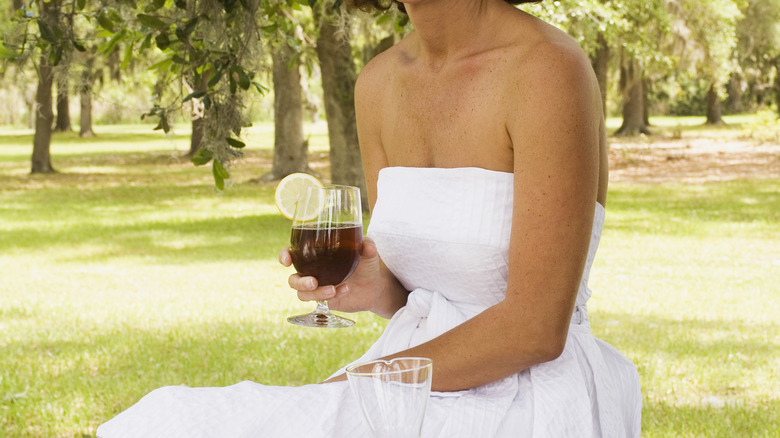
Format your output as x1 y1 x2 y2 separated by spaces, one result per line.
405 0 508 67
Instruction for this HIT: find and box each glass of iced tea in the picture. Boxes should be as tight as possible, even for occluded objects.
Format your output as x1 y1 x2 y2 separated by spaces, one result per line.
287 185 362 328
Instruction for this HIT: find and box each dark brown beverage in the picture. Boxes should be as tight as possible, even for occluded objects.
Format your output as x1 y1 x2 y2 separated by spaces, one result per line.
290 224 362 286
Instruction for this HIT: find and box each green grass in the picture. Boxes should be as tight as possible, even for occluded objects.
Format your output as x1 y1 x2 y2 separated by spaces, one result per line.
1 122 778 437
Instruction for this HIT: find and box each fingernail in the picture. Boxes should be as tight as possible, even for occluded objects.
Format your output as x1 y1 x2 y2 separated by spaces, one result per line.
325 286 336 298
306 278 316 289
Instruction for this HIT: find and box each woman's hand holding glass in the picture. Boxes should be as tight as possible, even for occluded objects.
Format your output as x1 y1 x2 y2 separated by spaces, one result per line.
280 236 388 315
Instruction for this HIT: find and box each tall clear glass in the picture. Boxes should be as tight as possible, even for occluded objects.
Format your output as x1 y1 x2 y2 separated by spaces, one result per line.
346 357 433 438
287 185 362 328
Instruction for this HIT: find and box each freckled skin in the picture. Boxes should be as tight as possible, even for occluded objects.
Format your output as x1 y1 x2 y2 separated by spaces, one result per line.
284 0 609 392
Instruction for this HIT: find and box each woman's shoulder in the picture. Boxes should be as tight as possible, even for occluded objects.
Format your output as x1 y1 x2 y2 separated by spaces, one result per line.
504 12 595 85
355 38 402 97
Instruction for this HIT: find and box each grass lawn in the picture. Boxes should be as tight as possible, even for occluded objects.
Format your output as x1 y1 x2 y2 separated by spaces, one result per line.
1 120 778 437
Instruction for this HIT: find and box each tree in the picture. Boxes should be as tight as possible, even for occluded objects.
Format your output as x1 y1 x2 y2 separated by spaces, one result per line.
523 0 671 134
104 0 269 189
673 0 741 124
2 0 94 173
78 52 97 137
312 1 366 203
54 74 72 132
616 50 651 135
266 40 310 179
31 0 61 173
735 0 780 116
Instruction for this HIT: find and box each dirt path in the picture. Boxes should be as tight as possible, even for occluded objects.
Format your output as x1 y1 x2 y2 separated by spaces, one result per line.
608 132 780 183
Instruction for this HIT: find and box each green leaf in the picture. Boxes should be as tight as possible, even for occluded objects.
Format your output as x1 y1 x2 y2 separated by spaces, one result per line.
150 0 166 12
72 40 86 52
175 0 187 9
149 56 173 72
100 29 126 54
375 14 391 26
140 33 153 50
76 0 87 11
191 148 213 166
182 90 207 103
183 17 199 36
153 114 170 133
230 65 250 90
207 68 224 87
261 24 278 33
212 160 229 190
48 46 63 66
0 45 17 61
97 9 116 32
121 41 134 70
226 137 245 149
38 21 56 43
138 14 166 30
155 32 171 50
252 81 269 95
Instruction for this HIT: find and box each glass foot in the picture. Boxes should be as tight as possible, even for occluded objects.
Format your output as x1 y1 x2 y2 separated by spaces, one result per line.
287 311 355 328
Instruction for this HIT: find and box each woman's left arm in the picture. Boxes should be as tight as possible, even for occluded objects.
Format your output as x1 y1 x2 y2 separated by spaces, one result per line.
330 41 603 391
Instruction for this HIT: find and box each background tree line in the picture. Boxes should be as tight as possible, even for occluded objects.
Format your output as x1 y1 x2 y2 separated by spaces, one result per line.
1 0 778 192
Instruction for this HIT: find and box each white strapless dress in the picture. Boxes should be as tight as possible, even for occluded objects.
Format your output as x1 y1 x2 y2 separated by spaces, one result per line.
98 167 641 438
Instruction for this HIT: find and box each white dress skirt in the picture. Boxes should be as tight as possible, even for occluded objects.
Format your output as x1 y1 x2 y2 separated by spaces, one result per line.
97 166 642 438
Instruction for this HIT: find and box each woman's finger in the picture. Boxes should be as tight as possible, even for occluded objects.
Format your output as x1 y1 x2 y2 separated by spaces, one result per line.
279 247 292 267
297 285 336 302
288 273 317 291
360 237 377 258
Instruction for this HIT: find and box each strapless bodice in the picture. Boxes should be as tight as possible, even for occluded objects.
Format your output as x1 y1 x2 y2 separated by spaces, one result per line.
367 166 604 317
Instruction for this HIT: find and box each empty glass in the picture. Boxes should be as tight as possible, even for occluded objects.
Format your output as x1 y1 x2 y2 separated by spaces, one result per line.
346 357 433 438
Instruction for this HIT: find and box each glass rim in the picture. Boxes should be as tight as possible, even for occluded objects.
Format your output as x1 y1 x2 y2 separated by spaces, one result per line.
345 357 432 377
308 184 360 191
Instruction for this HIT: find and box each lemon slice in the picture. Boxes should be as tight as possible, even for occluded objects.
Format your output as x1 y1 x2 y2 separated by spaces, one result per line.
274 173 324 220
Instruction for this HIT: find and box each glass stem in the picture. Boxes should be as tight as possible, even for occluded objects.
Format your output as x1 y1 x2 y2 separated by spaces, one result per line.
314 300 331 315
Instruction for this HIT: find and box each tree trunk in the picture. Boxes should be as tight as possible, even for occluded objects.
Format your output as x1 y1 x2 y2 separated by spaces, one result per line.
79 61 95 137
54 76 71 132
706 84 724 125
363 35 395 67
774 57 780 118
591 32 610 117
108 48 121 82
315 11 367 206
615 51 651 136
262 43 309 181
186 74 209 158
32 53 56 173
726 72 743 114
643 78 651 127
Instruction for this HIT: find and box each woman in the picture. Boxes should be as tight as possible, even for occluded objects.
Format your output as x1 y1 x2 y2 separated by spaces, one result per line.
98 0 641 436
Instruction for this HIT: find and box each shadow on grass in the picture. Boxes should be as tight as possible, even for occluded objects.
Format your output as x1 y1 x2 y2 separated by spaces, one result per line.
643 401 779 436
3 308 776 437
606 180 780 234
0 131 190 147
0 212 291 263
1 316 386 437
592 311 777 359
592 310 779 435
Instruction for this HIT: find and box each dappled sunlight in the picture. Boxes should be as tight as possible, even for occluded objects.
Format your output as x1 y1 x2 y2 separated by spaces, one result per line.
1 122 778 436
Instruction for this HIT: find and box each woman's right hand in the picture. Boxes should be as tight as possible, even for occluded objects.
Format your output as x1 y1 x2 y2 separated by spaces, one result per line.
279 237 405 316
